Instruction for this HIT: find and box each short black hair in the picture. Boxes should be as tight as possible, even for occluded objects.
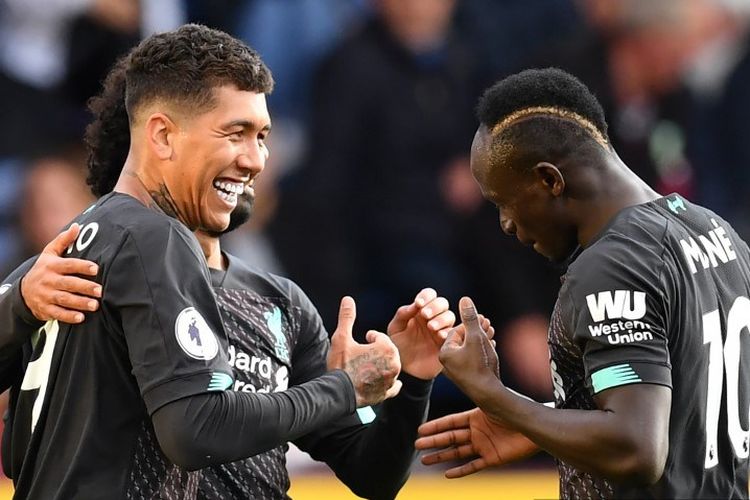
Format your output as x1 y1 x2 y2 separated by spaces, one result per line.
125 23 274 121
477 68 608 139
476 68 610 171
85 24 273 197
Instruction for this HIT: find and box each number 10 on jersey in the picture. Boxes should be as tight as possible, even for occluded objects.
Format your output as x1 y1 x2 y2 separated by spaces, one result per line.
702 296 750 469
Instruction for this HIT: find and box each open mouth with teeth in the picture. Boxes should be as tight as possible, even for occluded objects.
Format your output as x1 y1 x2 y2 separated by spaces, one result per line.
213 179 244 203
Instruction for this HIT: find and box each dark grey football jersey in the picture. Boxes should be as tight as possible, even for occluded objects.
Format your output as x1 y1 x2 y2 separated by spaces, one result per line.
550 194 750 499
4 193 235 500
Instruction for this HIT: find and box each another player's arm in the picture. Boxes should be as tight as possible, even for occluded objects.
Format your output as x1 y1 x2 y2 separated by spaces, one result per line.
108 226 400 471
442 246 673 486
294 289 462 499
0 225 100 389
467 369 670 484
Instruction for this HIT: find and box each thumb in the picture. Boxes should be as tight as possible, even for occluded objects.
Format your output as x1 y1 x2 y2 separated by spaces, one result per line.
334 296 357 341
459 296 484 343
45 223 80 256
442 325 464 349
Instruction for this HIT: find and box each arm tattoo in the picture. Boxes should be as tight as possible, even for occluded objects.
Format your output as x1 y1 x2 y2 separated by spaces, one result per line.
346 351 393 403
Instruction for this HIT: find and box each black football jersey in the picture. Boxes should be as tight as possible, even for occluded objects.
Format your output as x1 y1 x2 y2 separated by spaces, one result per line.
5 193 235 499
550 194 750 499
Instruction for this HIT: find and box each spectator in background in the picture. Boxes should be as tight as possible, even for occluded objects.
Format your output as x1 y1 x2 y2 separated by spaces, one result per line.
683 0 750 239
274 0 559 414
0 0 140 157
2 156 95 277
281 0 481 331
535 0 701 193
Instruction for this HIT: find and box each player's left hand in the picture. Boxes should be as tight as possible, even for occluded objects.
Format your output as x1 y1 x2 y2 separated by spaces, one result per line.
439 296 500 397
387 288 458 380
415 407 539 478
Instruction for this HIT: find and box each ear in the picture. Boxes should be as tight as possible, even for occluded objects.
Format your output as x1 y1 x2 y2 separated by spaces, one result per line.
144 113 177 161
531 162 565 197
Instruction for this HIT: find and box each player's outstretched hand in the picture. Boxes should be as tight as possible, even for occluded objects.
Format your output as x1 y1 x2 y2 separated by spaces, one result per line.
386 287 461 380
327 296 402 407
415 407 539 478
20 223 101 324
439 297 499 398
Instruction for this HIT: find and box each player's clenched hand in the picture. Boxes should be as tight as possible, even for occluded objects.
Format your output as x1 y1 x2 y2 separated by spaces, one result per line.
20 224 101 324
327 296 402 407
415 407 539 478
439 297 500 398
386 287 459 380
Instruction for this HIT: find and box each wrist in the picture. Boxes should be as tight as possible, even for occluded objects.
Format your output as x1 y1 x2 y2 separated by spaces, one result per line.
16 276 42 325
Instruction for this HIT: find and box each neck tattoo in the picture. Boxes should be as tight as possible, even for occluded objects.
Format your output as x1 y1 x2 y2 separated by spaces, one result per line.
148 184 184 223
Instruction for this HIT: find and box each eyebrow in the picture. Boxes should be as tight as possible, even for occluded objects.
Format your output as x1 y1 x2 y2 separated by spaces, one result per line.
221 119 272 132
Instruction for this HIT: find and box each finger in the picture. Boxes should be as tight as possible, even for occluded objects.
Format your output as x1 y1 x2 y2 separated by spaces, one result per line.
365 329 392 345
414 287 437 308
52 275 102 299
41 304 85 324
335 296 357 339
44 224 81 256
388 303 417 333
415 428 471 451
446 456 489 479
427 310 455 333
418 410 472 437
384 379 402 400
50 290 99 312
421 296 450 321
441 325 464 349
420 443 476 466
49 257 99 277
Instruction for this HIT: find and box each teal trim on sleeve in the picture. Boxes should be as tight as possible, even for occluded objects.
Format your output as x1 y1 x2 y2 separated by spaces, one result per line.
591 363 642 393
356 406 376 424
207 372 234 391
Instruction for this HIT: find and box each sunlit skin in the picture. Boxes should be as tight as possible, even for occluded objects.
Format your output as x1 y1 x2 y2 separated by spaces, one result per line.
115 85 271 234
469 124 658 262
418 122 674 485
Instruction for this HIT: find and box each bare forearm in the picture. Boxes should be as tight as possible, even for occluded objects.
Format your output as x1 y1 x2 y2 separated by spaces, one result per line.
471 383 663 484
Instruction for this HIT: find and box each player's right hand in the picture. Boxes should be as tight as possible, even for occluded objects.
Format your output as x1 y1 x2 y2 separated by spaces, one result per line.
327 296 402 407
415 407 539 478
21 223 102 324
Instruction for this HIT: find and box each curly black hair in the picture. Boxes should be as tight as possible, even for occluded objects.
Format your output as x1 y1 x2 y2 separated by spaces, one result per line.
475 68 610 171
84 55 130 197
84 24 274 197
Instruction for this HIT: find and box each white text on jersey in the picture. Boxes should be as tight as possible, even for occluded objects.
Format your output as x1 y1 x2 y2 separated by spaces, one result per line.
680 218 737 274
586 290 646 322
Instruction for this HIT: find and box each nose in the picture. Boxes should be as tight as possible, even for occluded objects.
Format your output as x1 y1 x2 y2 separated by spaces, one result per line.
499 211 516 235
236 141 267 177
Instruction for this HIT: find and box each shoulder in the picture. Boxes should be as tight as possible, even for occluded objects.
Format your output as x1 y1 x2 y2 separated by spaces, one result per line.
223 254 310 307
564 204 673 314
94 194 198 253
73 194 203 276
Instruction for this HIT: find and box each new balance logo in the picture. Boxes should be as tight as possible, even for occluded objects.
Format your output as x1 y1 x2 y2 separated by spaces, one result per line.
585 290 646 322
667 195 686 214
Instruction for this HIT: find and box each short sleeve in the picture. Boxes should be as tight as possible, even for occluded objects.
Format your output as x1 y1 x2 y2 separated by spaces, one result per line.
103 226 233 414
566 235 673 395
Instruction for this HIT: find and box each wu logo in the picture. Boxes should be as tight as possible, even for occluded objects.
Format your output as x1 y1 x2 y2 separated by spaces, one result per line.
585 290 646 322
264 307 289 363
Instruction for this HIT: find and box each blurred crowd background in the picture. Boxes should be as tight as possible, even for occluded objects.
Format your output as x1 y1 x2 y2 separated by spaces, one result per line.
1 0 750 432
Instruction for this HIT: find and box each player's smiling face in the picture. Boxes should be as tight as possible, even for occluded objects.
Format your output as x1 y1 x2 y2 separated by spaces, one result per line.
471 126 578 263
166 85 270 233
